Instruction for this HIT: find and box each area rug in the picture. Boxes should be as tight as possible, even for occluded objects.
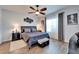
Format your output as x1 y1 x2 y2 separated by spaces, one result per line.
10 40 27 51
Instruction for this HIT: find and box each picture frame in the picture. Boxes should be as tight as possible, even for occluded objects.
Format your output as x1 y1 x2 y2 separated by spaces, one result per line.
67 13 78 25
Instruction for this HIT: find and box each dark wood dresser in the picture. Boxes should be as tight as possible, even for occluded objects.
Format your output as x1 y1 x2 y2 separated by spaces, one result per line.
12 32 20 41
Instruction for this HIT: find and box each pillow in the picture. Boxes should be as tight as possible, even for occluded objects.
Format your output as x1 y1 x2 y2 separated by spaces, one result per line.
24 28 31 32
31 28 37 32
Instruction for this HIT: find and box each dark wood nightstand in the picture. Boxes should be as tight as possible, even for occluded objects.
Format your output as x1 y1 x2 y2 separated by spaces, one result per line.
12 32 20 41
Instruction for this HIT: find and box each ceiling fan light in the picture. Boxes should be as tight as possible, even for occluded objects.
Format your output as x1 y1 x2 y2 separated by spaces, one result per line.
35 12 39 15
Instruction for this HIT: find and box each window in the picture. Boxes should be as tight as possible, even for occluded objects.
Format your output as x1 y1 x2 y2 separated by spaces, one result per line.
46 19 58 33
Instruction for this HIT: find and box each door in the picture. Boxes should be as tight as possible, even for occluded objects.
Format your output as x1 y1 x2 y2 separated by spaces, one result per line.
58 12 64 41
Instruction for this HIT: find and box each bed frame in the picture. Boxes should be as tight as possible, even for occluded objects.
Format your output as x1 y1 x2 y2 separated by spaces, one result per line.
21 26 49 49
21 26 37 33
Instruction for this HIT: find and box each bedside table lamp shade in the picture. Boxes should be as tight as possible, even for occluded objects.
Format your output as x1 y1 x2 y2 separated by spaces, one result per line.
13 23 20 33
12 23 21 41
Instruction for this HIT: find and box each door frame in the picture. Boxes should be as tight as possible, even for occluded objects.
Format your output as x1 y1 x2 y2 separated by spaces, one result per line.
58 12 64 41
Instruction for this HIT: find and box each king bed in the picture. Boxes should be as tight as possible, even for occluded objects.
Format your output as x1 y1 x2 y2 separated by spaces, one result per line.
21 26 50 48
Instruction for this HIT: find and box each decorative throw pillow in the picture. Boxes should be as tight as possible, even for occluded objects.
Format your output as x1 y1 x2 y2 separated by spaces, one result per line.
31 28 37 32
25 28 31 32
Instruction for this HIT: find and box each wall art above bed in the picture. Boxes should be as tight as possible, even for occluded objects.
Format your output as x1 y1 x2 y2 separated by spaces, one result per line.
24 17 33 23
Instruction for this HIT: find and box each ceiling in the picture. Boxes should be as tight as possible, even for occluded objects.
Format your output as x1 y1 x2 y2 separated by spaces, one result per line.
0 5 69 15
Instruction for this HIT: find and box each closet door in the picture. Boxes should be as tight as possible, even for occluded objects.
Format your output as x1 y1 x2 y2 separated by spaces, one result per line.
58 12 64 41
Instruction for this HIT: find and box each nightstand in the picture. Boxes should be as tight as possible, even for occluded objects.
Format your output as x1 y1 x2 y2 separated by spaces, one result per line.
12 32 20 41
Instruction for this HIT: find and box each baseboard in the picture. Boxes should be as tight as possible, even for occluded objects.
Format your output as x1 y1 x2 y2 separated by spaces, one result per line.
50 37 58 40
1 40 12 44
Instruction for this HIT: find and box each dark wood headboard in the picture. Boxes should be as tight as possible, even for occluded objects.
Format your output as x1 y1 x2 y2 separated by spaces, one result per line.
21 26 37 33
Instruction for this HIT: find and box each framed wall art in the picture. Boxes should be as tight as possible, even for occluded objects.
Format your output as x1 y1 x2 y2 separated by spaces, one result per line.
67 13 78 25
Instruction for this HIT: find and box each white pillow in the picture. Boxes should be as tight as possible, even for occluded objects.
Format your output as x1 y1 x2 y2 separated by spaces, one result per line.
32 28 37 32
25 28 31 32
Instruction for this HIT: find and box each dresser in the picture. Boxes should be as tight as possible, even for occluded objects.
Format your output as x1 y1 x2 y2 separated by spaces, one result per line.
12 32 20 41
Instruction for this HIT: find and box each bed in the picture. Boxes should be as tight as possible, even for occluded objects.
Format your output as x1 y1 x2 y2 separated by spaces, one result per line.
21 26 50 48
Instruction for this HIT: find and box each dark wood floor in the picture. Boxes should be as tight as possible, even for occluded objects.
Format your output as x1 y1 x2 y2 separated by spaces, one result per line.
0 39 68 54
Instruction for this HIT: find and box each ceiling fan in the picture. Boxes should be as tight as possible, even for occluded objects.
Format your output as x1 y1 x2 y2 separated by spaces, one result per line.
28 5 47 15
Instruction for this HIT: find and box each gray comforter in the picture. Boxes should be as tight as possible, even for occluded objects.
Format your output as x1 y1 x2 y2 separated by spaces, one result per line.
21 32 50 47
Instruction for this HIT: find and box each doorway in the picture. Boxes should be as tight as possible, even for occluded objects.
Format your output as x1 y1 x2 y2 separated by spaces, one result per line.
58 12 64 41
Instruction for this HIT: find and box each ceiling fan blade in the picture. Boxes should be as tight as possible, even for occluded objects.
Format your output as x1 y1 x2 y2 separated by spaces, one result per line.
30 6 36 10
40 8 47 11
40 12 45 15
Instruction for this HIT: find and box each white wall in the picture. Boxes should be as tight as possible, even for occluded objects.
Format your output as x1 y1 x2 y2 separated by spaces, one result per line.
0 8 2 44
46 13 58 39
1 9 39 42
37 16 45 32
47 6 79 42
